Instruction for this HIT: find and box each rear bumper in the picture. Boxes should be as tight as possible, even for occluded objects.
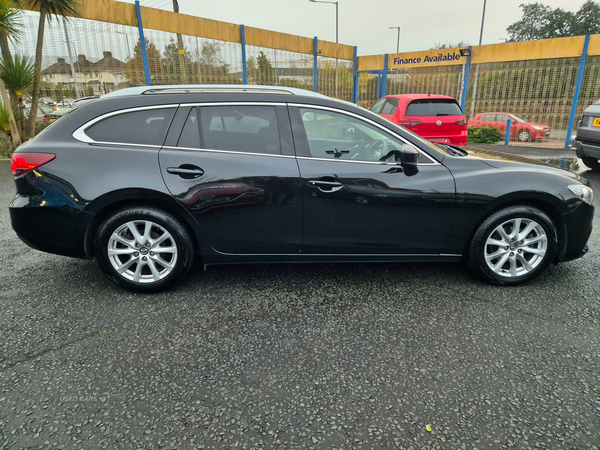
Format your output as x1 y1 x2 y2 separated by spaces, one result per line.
428 136 468 146
9 193 94 259
575 139 600 159
559 201 594 262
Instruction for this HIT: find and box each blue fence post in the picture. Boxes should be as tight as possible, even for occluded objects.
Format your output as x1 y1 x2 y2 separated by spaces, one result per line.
380 54 388 98
460 46 472 112
241 25 247 85
134 0 151 86
504 119 511 145
352 46 358 104
565 35 590 148
313 37 318 92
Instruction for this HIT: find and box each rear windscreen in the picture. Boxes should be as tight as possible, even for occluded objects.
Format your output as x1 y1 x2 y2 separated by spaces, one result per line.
406 99 463 117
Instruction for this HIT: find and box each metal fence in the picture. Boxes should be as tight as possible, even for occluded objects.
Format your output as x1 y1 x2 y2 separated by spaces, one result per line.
11 1 600 148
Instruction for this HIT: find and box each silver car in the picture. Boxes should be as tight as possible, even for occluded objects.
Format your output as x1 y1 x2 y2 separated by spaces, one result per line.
575 100 600 170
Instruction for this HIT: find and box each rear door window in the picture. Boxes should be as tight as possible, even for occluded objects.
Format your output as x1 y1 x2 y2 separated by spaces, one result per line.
405 99 463 117
370 98 387 114
200 105 281 155
84 108 176 146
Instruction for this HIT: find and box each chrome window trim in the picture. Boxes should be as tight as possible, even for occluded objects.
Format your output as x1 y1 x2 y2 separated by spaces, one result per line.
161 146 296 159
288 103 440 165
296 156 410 166
72 104 179 144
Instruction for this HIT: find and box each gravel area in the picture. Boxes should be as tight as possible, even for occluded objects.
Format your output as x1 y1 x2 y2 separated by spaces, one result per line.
1 156 599 449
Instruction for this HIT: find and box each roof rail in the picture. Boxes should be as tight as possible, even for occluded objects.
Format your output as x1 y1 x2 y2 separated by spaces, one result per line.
102 84 328 99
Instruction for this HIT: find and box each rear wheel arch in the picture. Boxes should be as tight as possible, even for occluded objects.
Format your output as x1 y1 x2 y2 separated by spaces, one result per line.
83 191 203 259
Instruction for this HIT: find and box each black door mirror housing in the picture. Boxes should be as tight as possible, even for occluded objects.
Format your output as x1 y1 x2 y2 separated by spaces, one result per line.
400 146 420 176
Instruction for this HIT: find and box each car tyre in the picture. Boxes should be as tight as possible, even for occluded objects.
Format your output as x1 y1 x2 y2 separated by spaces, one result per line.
466 205 557 285
581 156 600 170
517 129 531 142
95 206 194 292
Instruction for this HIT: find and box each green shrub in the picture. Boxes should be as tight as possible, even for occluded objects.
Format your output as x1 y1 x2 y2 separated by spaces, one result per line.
468 126 503 144
0 132 13 159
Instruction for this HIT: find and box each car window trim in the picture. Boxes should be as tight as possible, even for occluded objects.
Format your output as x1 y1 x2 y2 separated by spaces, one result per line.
161 145 296 159
72 104 179 144
287 103 439 165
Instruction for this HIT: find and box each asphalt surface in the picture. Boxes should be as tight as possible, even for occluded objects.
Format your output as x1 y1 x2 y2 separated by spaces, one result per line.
1 147 600 449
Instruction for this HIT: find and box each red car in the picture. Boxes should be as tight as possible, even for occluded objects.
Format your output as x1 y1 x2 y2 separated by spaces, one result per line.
468 112 551 142
371 94 468 146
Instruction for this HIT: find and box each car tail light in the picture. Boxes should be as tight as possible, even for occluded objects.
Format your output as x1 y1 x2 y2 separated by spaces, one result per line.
454 119 468 126
400 118 422 126
42 116 48 121
11 153 56 177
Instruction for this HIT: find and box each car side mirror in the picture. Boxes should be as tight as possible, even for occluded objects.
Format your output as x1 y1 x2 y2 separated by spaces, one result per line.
400 146 420 176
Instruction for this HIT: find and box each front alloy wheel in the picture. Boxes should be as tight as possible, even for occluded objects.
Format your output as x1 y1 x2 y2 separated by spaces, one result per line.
517 129 531 142
467 205 557 285
96 206 194 292
483 218 547 278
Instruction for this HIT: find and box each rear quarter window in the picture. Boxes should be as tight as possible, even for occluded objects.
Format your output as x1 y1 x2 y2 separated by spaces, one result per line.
406 99 463 117
84 108 176 146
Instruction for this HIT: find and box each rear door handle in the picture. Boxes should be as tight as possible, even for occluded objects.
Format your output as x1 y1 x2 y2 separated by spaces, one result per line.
166 165 204 179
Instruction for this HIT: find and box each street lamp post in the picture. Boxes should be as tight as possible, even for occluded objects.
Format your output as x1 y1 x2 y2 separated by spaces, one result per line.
309 0 339 97
389 26 400 53
116 31 131 60
470 0 488 118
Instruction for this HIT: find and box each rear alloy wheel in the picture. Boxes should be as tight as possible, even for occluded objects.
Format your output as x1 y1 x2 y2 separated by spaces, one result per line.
581 156 600 170
517 129 531 142
95 206 194 292
466 205 557 285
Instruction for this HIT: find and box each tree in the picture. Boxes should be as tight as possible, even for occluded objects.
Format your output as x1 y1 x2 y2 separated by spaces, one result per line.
507 1 600 41
0 54 35 137
574 0 600 35
506 3 553 41
123 38 162 86
20 0 80 139
163 38 193 84
251 51 274 85
0 0 22 146
430 41 470 50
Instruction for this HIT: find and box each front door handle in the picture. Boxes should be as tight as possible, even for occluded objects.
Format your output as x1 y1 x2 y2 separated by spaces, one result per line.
166 165 204 179
308 180 343 193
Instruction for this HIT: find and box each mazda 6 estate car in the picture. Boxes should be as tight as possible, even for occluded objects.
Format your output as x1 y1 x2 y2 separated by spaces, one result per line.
9 85 594 292
371 94 468 146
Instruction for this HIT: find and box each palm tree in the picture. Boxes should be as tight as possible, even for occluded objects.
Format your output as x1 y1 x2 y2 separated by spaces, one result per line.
0 0 23 146
21 0 80 139
0 54 35 137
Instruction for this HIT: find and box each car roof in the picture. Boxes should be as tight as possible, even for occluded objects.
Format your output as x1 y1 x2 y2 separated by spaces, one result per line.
102 84 329 99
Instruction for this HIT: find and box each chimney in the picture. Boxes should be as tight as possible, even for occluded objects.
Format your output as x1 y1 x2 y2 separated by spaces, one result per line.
78 54 86 61
103 51 112 58
58 58 65 64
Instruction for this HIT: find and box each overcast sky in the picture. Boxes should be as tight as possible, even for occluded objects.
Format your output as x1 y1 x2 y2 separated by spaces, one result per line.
118 0 588 55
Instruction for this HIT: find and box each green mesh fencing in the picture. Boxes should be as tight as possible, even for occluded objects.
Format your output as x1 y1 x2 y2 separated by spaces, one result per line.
245 45 314 90
466 57 581 143
316 56 353 102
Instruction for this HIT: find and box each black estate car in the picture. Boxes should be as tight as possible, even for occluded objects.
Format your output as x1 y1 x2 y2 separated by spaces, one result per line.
9 85 594 292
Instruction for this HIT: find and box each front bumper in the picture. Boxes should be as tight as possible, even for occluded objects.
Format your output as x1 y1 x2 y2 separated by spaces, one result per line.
575 139 600 160
559 201 594 262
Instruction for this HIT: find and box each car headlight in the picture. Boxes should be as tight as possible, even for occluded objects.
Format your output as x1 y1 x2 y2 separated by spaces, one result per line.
568 185 593 204
531 126 544 130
